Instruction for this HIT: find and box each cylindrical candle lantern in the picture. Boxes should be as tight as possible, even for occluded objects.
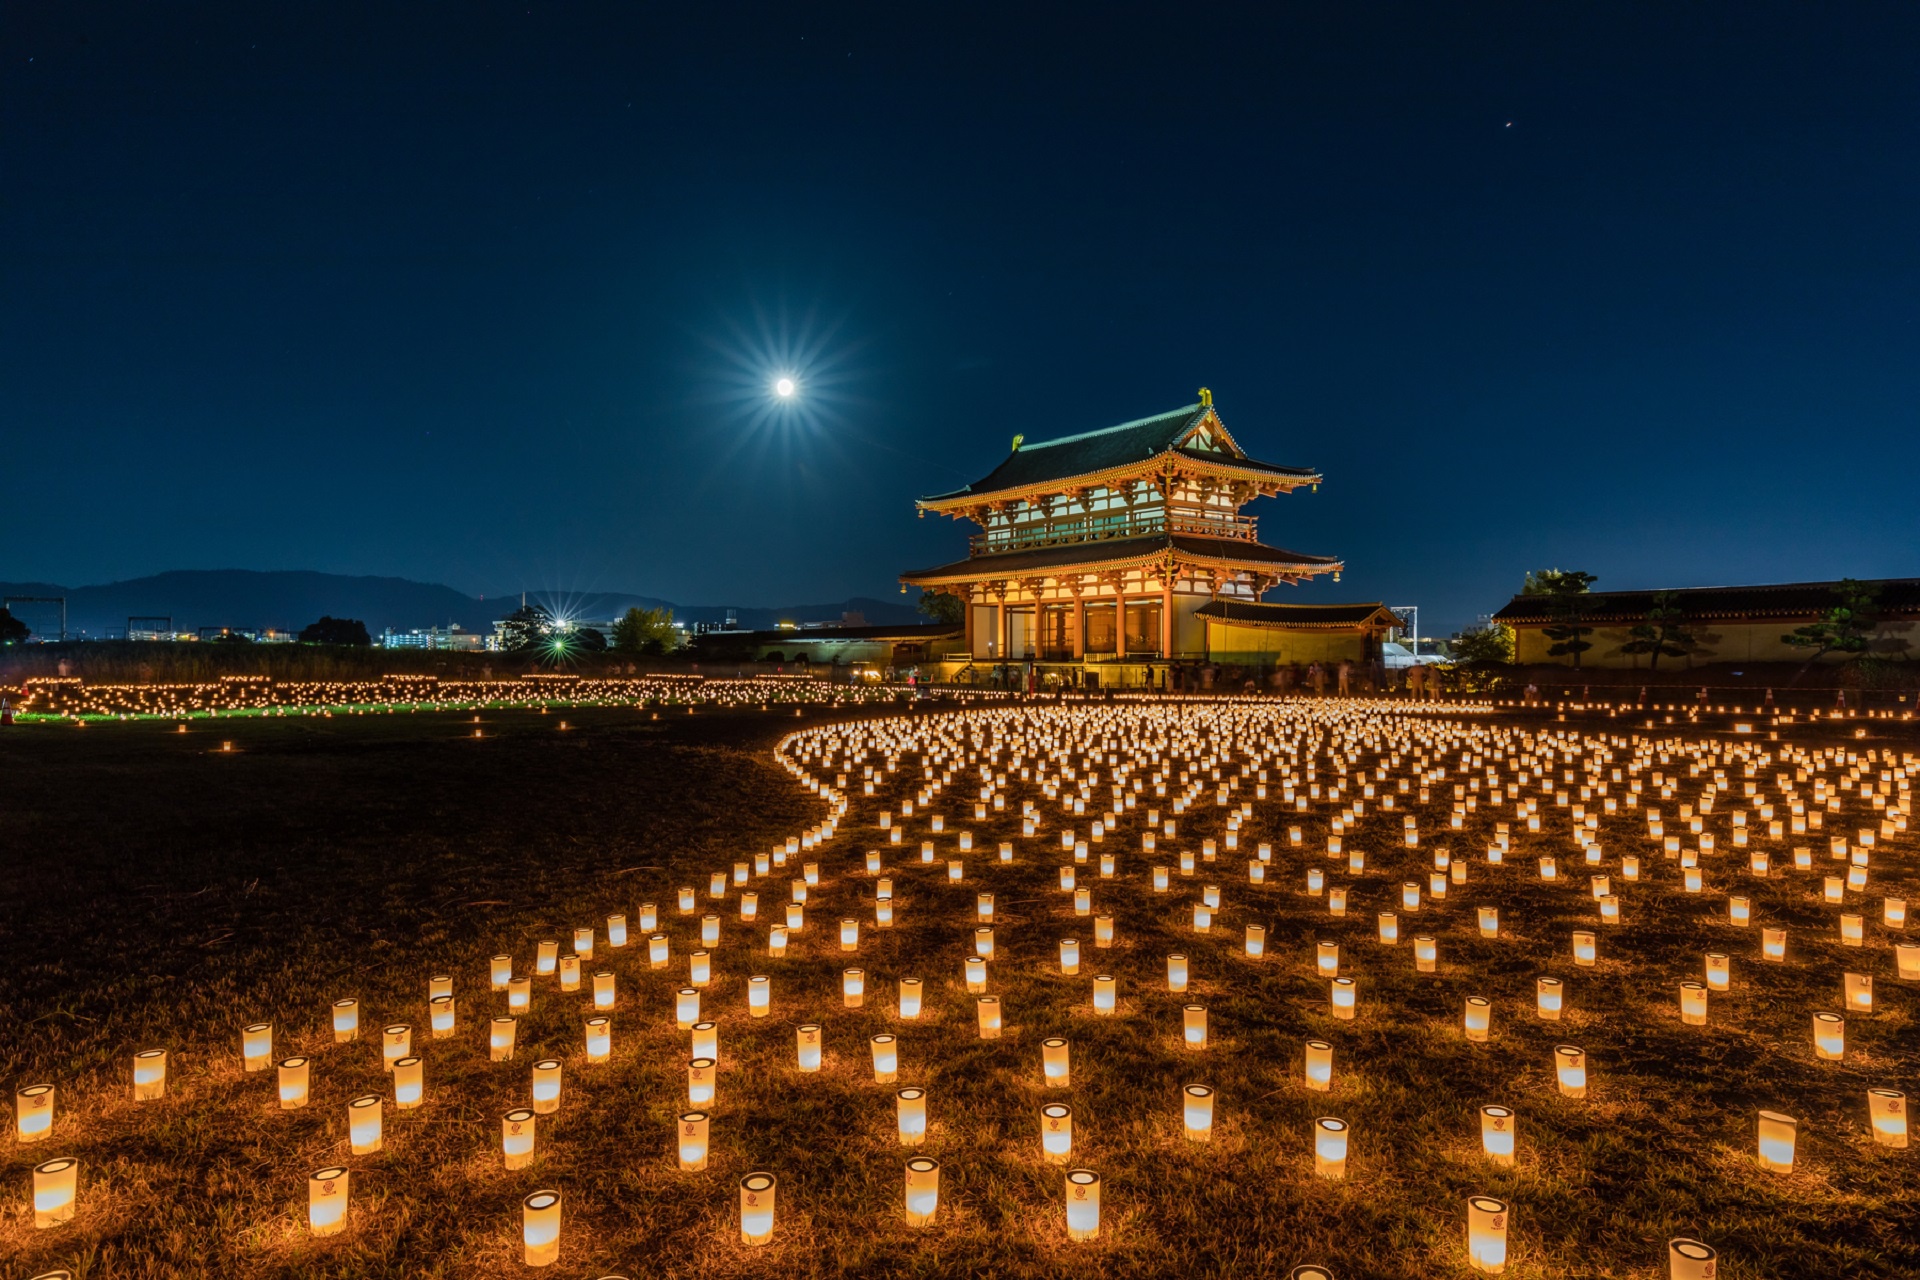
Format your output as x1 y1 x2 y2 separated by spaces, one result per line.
1168 953 1190 993
1065 1168 1101 1240
1403 881 1421 909
492 954 512 990
1414 935 1437 973
393 1055 423 1108
1572 931 1596 967
796 1024 823 1072
1095 914 1115 948
32 1156 78 1229
1060 938 1081 975
1669 1239 1718 1280
430 995 456 1038
1762 927 1787 962
1813 1011 1845 1060
332 998 359 1043
382 1024 411 1070
278 1056 311 1109
688 1057 716 1105
1537 978 1563 1020
841 918 860 952
1313 1115 1348 1176
1093 974 1116 1015
974 926 995 959
1305 1039 1333 1091
692 1019 717 1063
1868 1088 1907 1148
1183 1083 1215 1142
1701 953 1729 993
1377 912 1398 945
676 987 700 1030
1183 1004 1208 1050
747 974 771 1019
844 968 866 1008
904 1156 940 1226
1467 1196 1510 1274
1845 971 1873 1013
523 1189 561 1266
678 886 696 913
592 970 615 1010
1464 996 1492 1042
584 1015 612 1062
537 940 559 974
1554 1045 1587 1098
1679 981 1708 1026
1756 1109 1797 1171
242 1023 273 1072
508 976 532 1012
689 950 712 988
531 1059 563 1114
701 916 721 947
307 1165 348 1237
1043 1037 1070 1087
978 995 1002 1039
491 1015 518 1061
349 1094 383 1154
16 1084 54 1144
1041 1102 1073 1162
1317 941 1340 976
1480 1105 1515 1167
1331 977 1356 1020
558 954 581 991
649 934 670 969
871 1034 899 1083
897 1087 928 1145
678 1109 710 1170
1327 888 1347 918
740 892 758 921
503 1108 538 1169
1841 913 1865 947
608 914 627 947
1477 907 1498 938
899 977 923 1020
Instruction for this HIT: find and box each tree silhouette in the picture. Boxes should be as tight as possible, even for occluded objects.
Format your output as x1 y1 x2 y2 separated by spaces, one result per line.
1619 591 1694 670
1523 569 1598 667
299 616 372 646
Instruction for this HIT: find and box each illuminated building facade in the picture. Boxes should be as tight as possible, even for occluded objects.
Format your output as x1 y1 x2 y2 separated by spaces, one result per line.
901 391 1344 681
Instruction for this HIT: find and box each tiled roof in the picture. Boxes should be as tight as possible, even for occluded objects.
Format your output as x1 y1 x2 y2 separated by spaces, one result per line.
1195 600 1401 629
922 403 1316 503
901 533 1341 584
1491 578 1920 625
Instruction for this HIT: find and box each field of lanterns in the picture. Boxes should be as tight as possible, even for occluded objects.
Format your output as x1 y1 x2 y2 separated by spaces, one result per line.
2 695 1915 1278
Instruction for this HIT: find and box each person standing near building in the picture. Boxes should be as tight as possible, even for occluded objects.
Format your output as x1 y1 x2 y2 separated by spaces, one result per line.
1407 663 1427 699
1337 660 1353 697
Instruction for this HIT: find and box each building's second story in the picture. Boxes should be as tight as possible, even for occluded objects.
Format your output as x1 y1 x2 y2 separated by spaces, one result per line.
916 391 1320 558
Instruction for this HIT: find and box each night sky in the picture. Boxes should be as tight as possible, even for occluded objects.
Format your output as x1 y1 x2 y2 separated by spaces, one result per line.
5 3 1916 634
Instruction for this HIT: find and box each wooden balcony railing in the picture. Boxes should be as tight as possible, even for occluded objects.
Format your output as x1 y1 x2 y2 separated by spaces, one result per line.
969 508 1257 556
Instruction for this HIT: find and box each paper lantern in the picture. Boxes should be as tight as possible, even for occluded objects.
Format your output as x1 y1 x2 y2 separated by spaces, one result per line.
1554 1045 1587 1098
899 977 924 1020
1331 977 1356 1020
1705 954 1730 993
1536 978 1564 1020
709 872 727 900
1095 914 1116 948
1452 859 1469 885
1308 867 1325 894
678 887 696 914
532 1059 563 1114
1757 1109 1797 1171
1467 1196 1509 1274
788 903 806 931
1813 1011 1845 1060
1327 889 1347 919
1621 855 1639 881
588 970 615 1011
278 1056 311 1110
804 861 820 885
1183 1083 1215 1142
423 994 455 1039
1477 907 1498 938
677 1109 710 1171
1168 953 1190 993
1539 857 1556 881
769 926 789 956
491 1016 518 1061
503 1108 538 1169
1315 940 1340 976
1598 895 1620 925
899 1155 942 1227
841 918 860 952
1060 938 1081 975
1762 927 1787 962
676 987 701 1030
522 1188 561 1266
1312 1114 1348 1176
1868 1088 1907 1148
1038 1101 1075 1163
1304 1038 1333 1091
508 977 532 1013
1154 866 1170 892
871 1034 899 1083
641 902 659 930
1679 982 1708 1026
702 916 722 948
572 926 594 959
307 1165 348 1237
381 1023 411 1070
649 935 670 969
1065 1168 1101 1240
536 940 559 975
897 1087 928 1145
1464 996 1492 1042
332 998 360 1043
1431 871 1448 900
1841 914 1865 947
1480 1105 1515 1167
349 1094 383 1154
15 1084 54 1144
607 914 628 947
797 1024 823 1072
688 1056 716 1105
1043 1037 1070 1087
844 968 867 1008
978 996 1003 1039
740 892 758 922
491 954 513 991
32 1156 77 1229
1377 913 1399 945
393 1055 423 1108
1092 973 1117 1015
241 1023 273 1072
1183 1003 1208 1050
1245 923 1268 958
1825 876 1845 903
948 860 965 883
1669 1239 1718 1280
922 841 936 863
1898 943 1920 980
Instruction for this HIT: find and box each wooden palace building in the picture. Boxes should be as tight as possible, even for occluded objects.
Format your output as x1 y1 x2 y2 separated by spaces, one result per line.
902 390 1394 686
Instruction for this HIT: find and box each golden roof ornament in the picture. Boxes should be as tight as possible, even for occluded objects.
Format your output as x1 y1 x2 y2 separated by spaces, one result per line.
1198 387 1212 407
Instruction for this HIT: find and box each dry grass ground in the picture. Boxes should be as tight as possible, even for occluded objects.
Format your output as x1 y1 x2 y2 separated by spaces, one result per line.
0 701 1915 1279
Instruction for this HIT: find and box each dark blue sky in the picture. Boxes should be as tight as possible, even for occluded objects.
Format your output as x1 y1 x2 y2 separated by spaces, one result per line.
4 3 1916 633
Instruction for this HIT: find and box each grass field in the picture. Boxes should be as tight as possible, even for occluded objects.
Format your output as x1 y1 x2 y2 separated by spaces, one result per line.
1 700 1915 1279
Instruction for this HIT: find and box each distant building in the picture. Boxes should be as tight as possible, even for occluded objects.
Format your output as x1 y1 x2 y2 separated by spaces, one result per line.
1491 578 1920 667
750 622 962 670
382 625 489 652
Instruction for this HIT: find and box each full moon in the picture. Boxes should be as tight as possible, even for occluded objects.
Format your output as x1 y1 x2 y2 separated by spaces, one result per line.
775 377 796 398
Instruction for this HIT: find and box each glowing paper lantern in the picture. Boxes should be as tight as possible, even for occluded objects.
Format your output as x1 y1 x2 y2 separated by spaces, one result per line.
607 914 628 947
508 977 532 1013
797 1024 823 1071
332 998 360 1043
1669 1239 1719 1280
1059 937 1082 975
1095 914 1115 948
349 1094 383 1154
1043 1037 1070 1087
1183 1083 1215 1142
871 1034 899 1083
769 926 788 956
1813 1011 1845 1060
491 1016 518 1061
532 1059 563 1114
430 995 456 1038
393 1056 423 1108
702 916 721 948
1305 1039 1333 1091
897 1087 928 1145
1679 982 1708 1026
1327 888 1347 918
1841 914 1865 946
1183 1004 1208 1049
537 940 559 975
1377 913 1398 945
648 935 670 969
1168 953 1190 993
503 1108 538 1169
679 1110 710 1170
593 971 615 1010
1537 978 1563 1020
278 1056 311 1109
16 1084 54 1144
1705 954 1730 992
904 1155 941 1226
1245 923 1267 958
1313 1115 1348 1176
978 996 1003 1039
1554 1045 1587 1098
1762 927 1787 962
523 1189 562 1266
676 987 700 1030
1093 973 1116 1015
1898 943 1920 980
492 955 512 990
1480 1105 1515 1167
1331 977 1356 1020
558 953 580 991
1464 996 1492 1042
1467 1196 1509 1274
382 1024 412 1070
1757 1109 1796 1171
242 1023 273 1072
1477 907 1498 938
1317 941 1340 976
1065 1168 1101 1240
1041 1102 1074 1162
307 1165 348 1237
841 918 860 952
899 977 923 1019
688 1057 716 1105
844 968 866 1008
1868 1088 1907 1148
1599 895 1620 925
32 1156 77 1229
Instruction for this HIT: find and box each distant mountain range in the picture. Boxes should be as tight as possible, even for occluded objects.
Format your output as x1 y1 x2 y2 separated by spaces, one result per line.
0 570 923 639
